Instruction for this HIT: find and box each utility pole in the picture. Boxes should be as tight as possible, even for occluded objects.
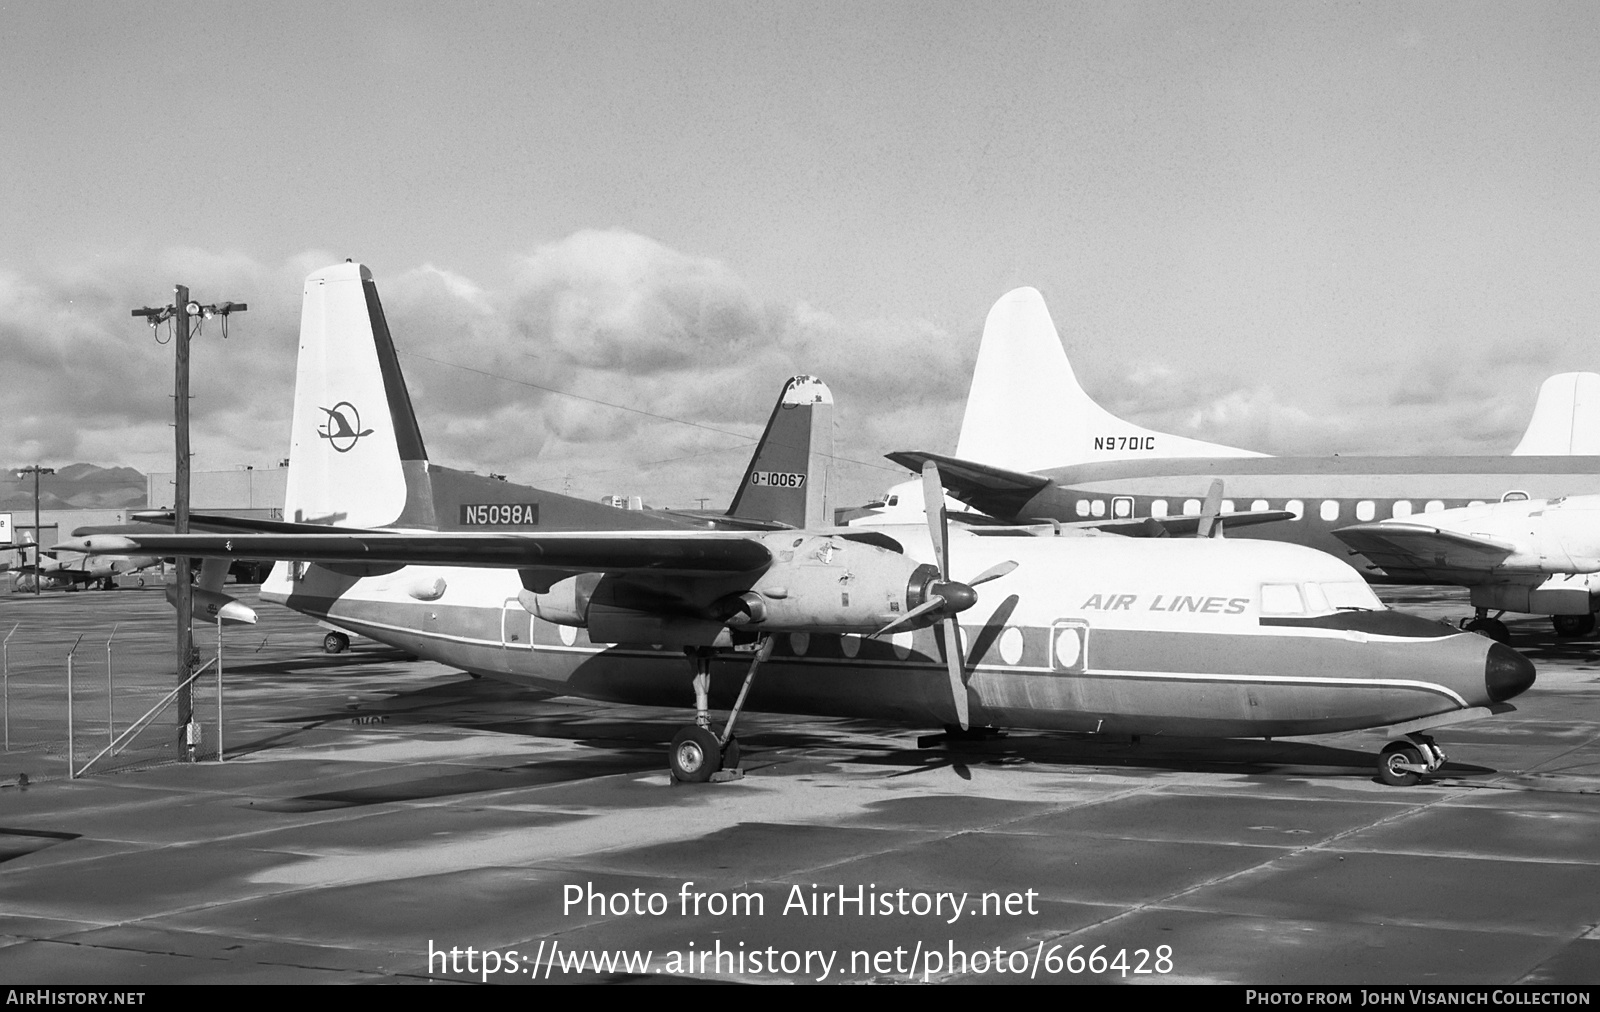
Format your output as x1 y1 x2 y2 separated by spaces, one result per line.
16 465 54 596
132 289 246 759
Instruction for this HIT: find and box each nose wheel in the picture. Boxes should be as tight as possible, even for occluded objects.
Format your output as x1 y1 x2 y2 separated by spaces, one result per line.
1377 733 1446 787
1461 610 1509 644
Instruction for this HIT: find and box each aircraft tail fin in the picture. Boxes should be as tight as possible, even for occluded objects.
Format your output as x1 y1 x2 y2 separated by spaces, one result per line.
955 287 1263 471
725 375 833 528
285 262 437 530
1513 373 1600 455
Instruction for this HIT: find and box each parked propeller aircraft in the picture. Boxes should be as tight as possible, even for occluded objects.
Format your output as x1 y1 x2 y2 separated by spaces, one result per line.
62 262 1535 787
1335 495 1600 642
876 289 1600 604
3 542 160 592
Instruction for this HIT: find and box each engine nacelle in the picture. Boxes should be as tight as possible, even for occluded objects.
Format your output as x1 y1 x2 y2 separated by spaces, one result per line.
518 572 603 627
715 534 933 633
165 585 258 625
1470 574 1600 616
511 534 962 643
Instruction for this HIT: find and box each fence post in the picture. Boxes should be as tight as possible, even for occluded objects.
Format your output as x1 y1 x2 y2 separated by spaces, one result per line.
107 623 119 752
67 633 83 778
3 623 15 752
215 615 224 763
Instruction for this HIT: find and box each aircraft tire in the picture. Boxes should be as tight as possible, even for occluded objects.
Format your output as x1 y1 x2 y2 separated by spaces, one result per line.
1463 618 1510 644
1552 614 1596 638
669 726 721 783
1378 741 1424 787
323 632 350 654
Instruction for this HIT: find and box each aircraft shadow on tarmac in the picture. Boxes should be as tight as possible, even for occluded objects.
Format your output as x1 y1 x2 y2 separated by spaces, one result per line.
843 732 1498 785
219 663 1503 794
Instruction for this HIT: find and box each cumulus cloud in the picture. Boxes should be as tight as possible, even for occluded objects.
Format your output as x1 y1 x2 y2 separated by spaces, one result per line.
3 232 956 509
17 228 1572 516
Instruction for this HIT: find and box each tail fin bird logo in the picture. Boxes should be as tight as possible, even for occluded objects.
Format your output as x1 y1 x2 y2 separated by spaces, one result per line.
317 402 373 452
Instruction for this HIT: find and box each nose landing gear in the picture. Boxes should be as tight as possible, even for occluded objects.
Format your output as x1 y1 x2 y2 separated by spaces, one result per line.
1460 609 1510 644
1378 733 1447 787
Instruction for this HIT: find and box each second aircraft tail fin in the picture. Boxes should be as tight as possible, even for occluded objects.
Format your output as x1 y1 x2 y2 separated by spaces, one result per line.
955 287 1263 472
1513 373 1600 455
724 375 833 528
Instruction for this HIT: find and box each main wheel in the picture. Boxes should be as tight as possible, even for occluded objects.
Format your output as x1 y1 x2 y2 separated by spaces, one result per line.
323 631 350 654
1552 614 1596 638
669 726 722 783
1463 617 1510 644
1378 741 1425 787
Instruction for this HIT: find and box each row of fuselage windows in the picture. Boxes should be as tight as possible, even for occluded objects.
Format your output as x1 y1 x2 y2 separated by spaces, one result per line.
1072 493 1530 522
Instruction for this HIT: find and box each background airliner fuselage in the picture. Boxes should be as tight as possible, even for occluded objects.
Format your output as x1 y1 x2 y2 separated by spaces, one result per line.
986 455 1600 583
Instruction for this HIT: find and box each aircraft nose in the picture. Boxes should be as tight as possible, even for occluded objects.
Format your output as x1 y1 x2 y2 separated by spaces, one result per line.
1485 642 1536 702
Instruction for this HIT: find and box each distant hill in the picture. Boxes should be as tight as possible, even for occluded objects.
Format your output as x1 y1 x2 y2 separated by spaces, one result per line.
0 464 147 510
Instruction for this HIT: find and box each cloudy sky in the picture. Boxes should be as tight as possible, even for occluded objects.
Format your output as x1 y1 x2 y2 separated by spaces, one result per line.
3 2 1598 509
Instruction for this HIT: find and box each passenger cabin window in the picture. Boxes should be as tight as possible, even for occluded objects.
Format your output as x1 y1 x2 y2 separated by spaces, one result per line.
1151 500 1168 518
1425 500 1444 513
1392 501 1413 518
1251 499 1269 512
1182 499 1201 516
1221 499 1235 514
1260 584 1304 615
1502 491 1529 502
1319 500 1339 522
1112 497 1132 518
1091 499 1106 518
1469 500 1486 507
1356 500 1375 521
1075 500 1090 517
1285 499 1304 520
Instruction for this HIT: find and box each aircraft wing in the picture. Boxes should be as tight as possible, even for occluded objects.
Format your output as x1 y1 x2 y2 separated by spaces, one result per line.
885 450 1051 519
1332 523 1522 581
57 530 773 576
1106 510 1298 537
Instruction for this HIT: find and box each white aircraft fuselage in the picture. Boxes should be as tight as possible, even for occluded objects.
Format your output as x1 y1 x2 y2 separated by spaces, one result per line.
262 528 1528 739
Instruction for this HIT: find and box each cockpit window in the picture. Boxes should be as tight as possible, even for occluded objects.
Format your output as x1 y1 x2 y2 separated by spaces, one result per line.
1322 581 1382 611
1260 584 1304 615
1261 581 1381 616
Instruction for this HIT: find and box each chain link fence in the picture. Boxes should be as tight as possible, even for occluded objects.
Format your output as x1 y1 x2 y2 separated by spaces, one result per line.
1 614 232 782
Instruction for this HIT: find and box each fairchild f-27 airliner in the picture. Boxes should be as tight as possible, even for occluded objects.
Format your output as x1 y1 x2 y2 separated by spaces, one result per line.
63 262 1535 787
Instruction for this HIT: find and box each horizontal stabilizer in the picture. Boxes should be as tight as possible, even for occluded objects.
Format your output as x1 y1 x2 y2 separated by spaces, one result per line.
885 450 1050 519
78 511 381 538
59 530 774 575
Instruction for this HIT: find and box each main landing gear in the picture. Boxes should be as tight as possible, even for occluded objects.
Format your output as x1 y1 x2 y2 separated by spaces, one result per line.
1461 609 1509 644
668 636 774 784
1552 613 1596 639
1377 733 1447 787
322 631 350 654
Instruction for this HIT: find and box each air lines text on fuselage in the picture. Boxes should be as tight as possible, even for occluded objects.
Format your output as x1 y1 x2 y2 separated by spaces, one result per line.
1081 593 1249 614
